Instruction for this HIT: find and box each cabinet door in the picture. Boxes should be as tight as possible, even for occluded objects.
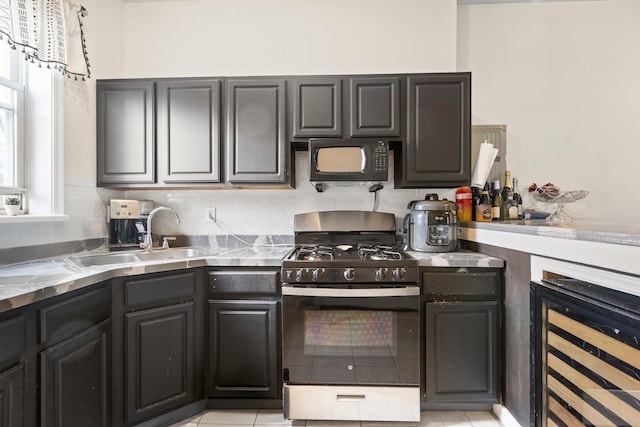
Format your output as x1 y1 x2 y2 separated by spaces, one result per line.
125 302 195 424
225 79 288 184
97 80 155 185
40 320 110 427
425 301 499 405
208 300 279 399
291 77 342 138
157 79 222 184
0 364 25 427
396 73 471 188
349 76 401 137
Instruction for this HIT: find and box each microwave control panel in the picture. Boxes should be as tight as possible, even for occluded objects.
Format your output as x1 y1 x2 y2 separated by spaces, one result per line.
372 140 389 180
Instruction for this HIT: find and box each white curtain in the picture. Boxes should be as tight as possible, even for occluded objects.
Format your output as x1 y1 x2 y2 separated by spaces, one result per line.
0 0 90 79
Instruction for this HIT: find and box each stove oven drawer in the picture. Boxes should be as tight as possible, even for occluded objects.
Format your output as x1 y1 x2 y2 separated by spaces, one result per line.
284 384 420 422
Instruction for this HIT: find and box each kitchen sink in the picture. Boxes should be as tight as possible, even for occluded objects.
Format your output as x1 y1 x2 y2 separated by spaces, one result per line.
70 252 141 267
69 247 219 268
136 247 212 261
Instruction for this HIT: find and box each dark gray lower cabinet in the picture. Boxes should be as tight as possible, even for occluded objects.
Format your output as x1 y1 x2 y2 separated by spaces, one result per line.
0 283 111 427
207 269 281 406
422 268 501 410
125 302 195 423
0 314 29 427
38 284 112 427
0 362 26 426
425 301 499 406
208 300 279 399
40 320 111 427
112 270 203 426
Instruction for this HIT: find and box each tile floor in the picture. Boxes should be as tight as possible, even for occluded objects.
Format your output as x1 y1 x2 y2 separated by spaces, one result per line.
170 409 503 427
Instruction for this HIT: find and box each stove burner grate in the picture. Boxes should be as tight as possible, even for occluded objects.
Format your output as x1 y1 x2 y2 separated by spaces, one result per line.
357 244 401 261
296 245 334 261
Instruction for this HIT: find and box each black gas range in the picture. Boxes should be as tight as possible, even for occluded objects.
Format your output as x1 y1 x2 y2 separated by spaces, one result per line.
281 211 421 423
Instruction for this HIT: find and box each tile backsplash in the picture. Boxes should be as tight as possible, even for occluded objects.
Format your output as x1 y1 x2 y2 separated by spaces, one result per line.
0 151 455 250
124 151 455 238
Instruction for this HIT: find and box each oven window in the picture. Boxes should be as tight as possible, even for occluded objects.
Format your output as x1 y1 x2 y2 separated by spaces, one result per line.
283 295 419 386
305 310 397 356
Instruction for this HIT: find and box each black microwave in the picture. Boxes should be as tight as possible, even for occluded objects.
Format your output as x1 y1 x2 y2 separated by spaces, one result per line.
309 138 389 182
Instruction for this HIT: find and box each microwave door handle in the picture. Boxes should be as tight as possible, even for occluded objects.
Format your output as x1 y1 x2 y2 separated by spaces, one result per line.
281 286 420 298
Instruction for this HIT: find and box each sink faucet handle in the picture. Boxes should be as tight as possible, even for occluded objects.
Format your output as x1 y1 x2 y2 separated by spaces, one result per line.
162 236 176 249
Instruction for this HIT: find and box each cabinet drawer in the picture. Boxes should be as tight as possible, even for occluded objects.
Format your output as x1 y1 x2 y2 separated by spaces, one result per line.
0 315 26 367
209 270 279 295
125 271 196 307
39 285 111 346
422 270 499 299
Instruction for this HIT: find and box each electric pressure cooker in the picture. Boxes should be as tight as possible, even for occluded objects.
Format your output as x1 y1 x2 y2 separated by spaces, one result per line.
402 194 458 252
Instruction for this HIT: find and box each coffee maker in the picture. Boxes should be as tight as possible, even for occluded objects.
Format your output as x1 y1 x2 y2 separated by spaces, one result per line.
108 199 154 251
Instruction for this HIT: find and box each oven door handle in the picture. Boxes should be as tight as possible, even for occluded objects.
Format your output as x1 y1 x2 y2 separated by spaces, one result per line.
281 286 420 297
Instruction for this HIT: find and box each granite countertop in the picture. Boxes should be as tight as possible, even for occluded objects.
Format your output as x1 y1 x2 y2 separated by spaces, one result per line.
0 243 504 314
461 219 640 247
0 245 293 313
407 249 504 268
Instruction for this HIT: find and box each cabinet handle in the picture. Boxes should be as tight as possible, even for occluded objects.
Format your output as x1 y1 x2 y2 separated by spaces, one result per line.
336 394 366 402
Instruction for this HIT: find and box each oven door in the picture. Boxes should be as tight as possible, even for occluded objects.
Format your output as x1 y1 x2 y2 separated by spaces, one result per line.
282 285 420 387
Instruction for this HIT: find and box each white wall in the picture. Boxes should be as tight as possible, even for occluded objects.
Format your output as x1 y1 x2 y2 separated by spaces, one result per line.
120 0 457 77
458 0 640 219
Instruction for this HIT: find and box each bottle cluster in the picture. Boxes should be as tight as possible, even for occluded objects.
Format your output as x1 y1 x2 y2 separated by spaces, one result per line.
455 170 524 222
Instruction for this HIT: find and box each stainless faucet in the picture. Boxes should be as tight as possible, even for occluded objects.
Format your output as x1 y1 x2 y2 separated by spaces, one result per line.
141 207 180 252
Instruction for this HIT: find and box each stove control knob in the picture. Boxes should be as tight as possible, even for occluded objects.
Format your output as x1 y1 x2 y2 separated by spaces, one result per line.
375 268 388 281
343 268 356 281
295 269 305 282
285 270 294 281
392 267 406 281
312 268 324 282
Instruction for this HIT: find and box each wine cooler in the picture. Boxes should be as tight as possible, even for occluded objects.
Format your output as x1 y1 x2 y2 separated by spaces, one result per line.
531 279 640 426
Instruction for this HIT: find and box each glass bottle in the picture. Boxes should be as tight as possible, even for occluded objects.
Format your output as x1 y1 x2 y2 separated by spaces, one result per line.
503 192 519 220
475 190 493 222
512 177 524 219
501 170 513 202
491 180 502 221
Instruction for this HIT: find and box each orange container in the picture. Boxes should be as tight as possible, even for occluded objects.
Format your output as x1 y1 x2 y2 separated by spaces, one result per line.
455 186 473 221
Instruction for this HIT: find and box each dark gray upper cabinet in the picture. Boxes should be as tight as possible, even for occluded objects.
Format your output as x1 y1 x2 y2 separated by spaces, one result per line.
349 76 401 137
97 80 155 185
395 73 471 188
225 78 288 184
289 75 401 140
157 79 222 184
291 77 342 138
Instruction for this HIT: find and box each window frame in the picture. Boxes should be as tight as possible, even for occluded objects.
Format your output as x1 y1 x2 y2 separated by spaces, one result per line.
0 44 26 211
0 42 66 222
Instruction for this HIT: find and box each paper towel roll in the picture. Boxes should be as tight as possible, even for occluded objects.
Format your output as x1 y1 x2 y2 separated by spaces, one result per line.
470 141 499 188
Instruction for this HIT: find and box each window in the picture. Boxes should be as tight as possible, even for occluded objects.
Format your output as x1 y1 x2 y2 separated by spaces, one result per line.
0 42 25 211
0 42 65 219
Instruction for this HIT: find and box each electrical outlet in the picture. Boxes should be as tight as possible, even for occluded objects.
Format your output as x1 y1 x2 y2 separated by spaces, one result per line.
205 208 216 223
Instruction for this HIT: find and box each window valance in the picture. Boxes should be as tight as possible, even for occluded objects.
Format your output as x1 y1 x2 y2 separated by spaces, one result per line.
0 0 90 79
